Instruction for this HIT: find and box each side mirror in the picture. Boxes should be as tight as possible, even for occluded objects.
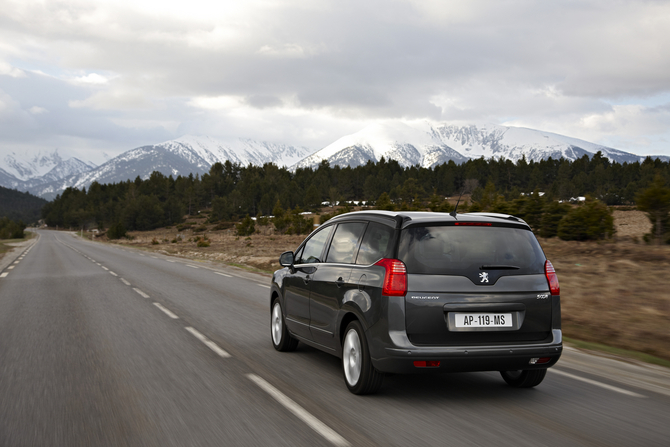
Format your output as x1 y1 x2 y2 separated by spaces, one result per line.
279 251 294 268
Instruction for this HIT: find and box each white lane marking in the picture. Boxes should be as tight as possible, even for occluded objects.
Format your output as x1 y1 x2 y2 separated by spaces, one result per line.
187 265 199 269
101 266 109 271
247 374 351 447
133 288 150 299
96 263 101 266
7 266 15 270
13 261 19 264
109 271 118 276
0 272 8 278
166 260 176 263
151 256 159 259
154 302 179 319
185 327 231 358
215 272 232 278
139 254 146 257
120 278 131 286
257 284 271 289
551 369 645 398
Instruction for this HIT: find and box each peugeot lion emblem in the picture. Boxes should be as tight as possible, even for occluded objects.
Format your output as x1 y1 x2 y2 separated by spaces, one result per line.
479 272 489 283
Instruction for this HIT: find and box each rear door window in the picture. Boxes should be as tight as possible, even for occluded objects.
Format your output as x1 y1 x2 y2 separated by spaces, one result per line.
296 226 333 264
398 225 545 275
355 222 394 265
326 222 367 264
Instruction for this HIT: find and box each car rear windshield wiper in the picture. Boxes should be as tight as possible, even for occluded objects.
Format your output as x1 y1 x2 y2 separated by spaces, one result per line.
480 265 520 270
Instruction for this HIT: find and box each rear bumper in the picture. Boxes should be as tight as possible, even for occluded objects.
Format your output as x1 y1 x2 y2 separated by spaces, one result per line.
369 327 563 374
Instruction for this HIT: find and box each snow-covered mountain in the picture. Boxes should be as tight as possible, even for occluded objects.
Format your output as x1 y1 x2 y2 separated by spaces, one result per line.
293 121 644 170
293 122 469 169
24 136 314 199
1 126 665 200
0 149 97 192
1 149 66 181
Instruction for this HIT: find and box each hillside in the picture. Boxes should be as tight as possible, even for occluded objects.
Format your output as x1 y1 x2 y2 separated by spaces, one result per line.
0 185 48 223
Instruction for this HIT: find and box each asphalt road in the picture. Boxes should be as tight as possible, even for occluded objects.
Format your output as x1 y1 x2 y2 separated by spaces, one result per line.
1 230 669 446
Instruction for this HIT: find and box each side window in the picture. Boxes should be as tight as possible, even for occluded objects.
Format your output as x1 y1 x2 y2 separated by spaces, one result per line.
326 222 367 264
356 222 394 265
296 226 332 264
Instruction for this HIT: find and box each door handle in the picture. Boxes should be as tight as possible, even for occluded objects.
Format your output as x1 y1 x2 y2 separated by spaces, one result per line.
336 277 344 287
303 275 311 284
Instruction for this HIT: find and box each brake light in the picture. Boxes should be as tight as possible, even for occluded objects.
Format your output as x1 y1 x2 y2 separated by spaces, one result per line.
374 258 407 296
545 260 560 295
454 222 492 226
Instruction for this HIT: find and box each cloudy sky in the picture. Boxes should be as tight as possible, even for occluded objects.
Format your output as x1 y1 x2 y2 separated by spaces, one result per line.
1 0 669 164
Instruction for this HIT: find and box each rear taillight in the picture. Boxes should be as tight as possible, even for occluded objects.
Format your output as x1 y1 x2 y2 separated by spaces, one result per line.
375 258 407 296
545 260 560 296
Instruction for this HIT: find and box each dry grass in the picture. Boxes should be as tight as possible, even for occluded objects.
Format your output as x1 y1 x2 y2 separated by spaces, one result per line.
104 210 670 361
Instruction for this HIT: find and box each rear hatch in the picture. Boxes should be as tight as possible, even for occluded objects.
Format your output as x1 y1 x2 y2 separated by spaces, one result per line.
398 223 553 346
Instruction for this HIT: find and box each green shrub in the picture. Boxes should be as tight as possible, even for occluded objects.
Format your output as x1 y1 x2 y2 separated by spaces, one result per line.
193 225 208 232
107 222 127 240
0 217 25 239
540 201 571 238
557 199 614 241
151 237 159 245
197 239 210 247
236 214 256 236
636 176 670 245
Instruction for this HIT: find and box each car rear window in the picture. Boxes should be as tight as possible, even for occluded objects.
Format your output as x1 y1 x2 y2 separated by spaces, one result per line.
398 225 545 275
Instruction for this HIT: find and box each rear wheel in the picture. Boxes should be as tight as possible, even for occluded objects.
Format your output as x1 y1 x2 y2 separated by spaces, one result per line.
342 321 383 395
500 369 547 388
271 299 298 352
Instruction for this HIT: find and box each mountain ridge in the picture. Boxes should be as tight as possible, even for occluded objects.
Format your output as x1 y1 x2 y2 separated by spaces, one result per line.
1 124 667 199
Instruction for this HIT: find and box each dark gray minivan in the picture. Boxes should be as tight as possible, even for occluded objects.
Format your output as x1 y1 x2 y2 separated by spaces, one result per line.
270 211 562 394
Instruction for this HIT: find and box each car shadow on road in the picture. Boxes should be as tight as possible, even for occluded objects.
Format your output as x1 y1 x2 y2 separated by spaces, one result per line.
283 343 552 404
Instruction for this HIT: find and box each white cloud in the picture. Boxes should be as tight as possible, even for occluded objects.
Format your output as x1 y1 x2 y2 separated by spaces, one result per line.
72 73 112 85
0 61 25 78
1 0 670 157
257 44 313 59
29 106 48 114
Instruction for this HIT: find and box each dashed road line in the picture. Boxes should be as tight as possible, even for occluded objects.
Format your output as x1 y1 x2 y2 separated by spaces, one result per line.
109 271 118 276
257 284 271 289
166 260 176 263
247 374 351 447
120 278 131 286
154 302 179 319
13 261 19 264
551 369 645 398
7 266 15 270
133 288 150 299
184 327 231 358
101 266 109 271
187 265 199 269
0 272 8 278
214 272 232 278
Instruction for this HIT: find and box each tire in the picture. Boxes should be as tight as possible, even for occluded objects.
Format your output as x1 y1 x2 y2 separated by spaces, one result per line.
342 321 383 395
271 299 298 352
500 369 547 388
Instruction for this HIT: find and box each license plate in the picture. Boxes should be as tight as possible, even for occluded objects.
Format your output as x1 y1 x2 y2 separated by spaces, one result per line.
454 313 513 328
